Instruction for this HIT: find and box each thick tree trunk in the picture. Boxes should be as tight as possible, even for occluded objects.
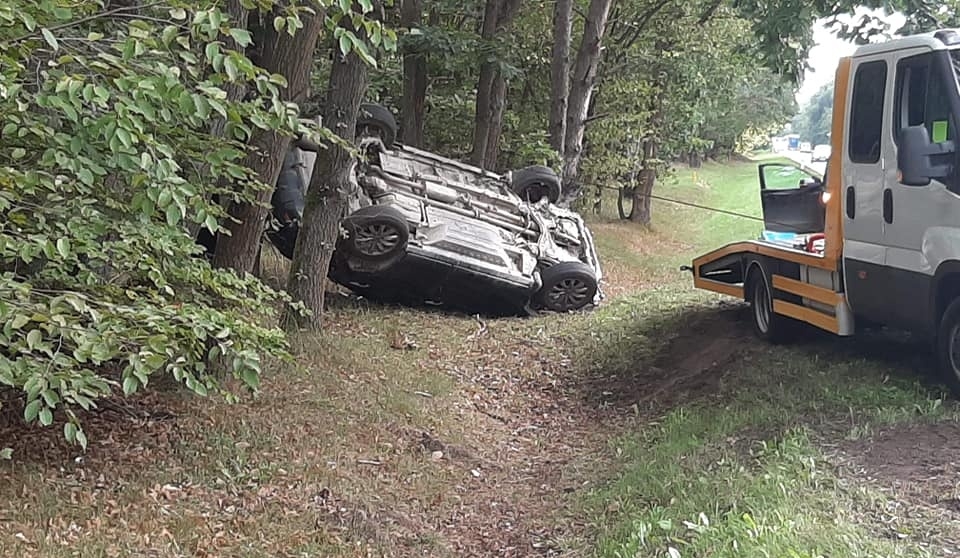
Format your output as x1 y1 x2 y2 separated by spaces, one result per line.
548 0 572 154
631 42 668 227
561 0 613 201
213 10 324 274
631 146 657 226
470 0 521 169
284 49 371 331
400 0 427 147
484 73 507 170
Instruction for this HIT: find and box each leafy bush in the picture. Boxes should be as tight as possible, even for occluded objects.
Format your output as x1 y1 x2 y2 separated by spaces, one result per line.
0 1 309 448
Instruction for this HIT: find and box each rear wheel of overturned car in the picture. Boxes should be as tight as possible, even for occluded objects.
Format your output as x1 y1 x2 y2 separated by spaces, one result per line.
357 103 398 150
340 205 409 270
511 165 562 204
535 261 598 312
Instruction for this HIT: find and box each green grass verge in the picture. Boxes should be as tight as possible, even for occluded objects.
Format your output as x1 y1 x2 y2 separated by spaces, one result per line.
582 157 958 558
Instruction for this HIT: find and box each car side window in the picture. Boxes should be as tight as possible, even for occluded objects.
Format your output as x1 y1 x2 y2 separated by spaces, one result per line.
848 60 888 164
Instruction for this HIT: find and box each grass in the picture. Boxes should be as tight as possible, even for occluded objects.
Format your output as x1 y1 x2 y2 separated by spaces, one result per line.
581 154 960 558
2 155 960 557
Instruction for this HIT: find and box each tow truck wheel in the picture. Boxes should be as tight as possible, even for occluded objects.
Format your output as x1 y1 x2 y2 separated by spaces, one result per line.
747 266 789 343
936 298 960 396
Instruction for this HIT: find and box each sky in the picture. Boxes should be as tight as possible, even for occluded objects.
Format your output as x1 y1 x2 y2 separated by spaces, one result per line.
796 8 908 106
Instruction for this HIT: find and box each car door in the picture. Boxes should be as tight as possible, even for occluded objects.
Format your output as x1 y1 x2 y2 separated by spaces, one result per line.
842 56 894 323
883 48 958 330
758 163 825 233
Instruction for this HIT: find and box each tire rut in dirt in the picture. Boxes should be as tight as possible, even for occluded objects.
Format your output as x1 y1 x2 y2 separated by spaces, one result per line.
585 303 754 414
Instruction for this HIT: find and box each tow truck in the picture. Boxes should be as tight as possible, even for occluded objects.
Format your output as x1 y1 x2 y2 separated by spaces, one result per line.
691 30 960 393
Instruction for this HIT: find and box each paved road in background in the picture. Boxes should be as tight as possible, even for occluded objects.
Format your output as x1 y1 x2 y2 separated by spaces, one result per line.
781 150 827 177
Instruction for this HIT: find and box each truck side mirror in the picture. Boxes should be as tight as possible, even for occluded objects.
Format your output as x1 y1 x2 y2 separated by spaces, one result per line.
898 125 955 186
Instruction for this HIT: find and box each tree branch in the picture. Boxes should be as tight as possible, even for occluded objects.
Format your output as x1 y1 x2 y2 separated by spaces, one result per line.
10 1 166 45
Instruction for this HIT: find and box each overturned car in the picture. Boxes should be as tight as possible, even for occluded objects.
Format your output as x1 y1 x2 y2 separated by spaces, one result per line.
267 104 603 315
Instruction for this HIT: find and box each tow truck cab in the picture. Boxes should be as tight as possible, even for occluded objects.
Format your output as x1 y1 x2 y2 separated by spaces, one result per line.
691 30 960 392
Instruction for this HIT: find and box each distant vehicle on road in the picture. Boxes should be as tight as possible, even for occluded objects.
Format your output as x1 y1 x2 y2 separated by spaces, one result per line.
799 141 813 153
812 144 831 162
786 134 800 151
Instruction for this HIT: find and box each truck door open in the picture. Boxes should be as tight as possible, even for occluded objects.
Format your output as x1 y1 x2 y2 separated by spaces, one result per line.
758 163 825 233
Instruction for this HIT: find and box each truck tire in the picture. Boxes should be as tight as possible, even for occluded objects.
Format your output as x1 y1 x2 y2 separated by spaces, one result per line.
339 205 409 269
535 261 598 312
746 264 790 343
936 298 960 396
357 103 397 149
511 165 561 204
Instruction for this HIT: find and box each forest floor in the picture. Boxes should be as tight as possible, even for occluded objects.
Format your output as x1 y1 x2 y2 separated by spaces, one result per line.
3 157 960 557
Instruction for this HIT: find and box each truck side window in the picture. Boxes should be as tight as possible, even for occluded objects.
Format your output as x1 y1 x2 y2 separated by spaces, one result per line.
848 60 888 164
895 53 955 144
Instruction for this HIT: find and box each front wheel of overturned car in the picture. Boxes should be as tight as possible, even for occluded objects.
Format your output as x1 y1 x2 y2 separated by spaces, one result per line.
511 165 562 204
936 298 960 397
535 261 598 312
340 205 410 271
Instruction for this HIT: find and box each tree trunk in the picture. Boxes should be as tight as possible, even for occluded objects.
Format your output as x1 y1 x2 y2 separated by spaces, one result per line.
213 10 324 274
631 42 668 227
400 0 427 147
284 48 371 331
484 73 507 170
631 148 657 227
561 0 613 201
548 0 572 154
470 0 521 169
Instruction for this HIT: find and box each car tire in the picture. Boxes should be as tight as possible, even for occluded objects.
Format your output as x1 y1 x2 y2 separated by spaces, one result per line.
746 263 790 343
511 165 562 204
340 205 409 268
535 261 598 312
357 103 398 149
265 222 299 260
936 298 960 396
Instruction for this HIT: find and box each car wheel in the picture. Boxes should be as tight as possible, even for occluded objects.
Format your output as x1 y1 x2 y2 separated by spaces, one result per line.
746 264 790 343
535 261 598 312
265 221 299 260
936 298 960 396
357 103 398 149
511 165 561 204
340 205 409 269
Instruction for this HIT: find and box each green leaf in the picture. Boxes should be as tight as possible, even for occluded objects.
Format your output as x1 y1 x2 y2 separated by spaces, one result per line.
122 376 139 395
240 367 260 389
38 407 53 426
228 28 253 48
165 204 181 226
170 7 187 20
76 429 87 450
78 168 94 186
0 448 11 460
20 12 36 32
56 238 70 258
10 315 29 329
41 28 59 51
26 329 41 350
64 421 77 443
339 34 351 56
23 399 41 422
